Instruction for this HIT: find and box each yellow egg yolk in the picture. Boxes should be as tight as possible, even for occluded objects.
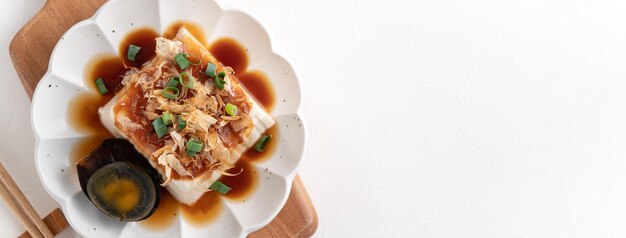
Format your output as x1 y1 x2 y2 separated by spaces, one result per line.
97 178 141 213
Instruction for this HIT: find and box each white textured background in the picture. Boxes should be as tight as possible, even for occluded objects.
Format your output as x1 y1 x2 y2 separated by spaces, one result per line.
4 0 626 237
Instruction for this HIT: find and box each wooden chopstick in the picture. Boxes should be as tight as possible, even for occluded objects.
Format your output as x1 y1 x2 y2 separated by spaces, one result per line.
18 208 68 238
0 162 53 238
0 182 43 238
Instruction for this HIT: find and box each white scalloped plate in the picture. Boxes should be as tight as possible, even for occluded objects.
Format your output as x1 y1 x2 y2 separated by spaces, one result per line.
30 0 306 237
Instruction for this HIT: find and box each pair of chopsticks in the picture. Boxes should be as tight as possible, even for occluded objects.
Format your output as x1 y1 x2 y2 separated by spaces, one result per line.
0 162 53 238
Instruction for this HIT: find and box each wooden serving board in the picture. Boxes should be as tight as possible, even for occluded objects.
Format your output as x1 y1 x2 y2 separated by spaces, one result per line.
9 0 317 237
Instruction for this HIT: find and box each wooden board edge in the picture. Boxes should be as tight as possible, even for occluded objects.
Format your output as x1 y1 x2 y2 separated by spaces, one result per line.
292 176 319 238
9 0 55 99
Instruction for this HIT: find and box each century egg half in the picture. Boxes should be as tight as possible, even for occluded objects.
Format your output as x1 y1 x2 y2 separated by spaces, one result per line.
76 139 162 221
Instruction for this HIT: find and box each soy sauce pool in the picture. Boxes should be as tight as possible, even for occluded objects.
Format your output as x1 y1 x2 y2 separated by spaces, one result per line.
219 159 258 201
209 38 248 73
238 70 276 112
162 21 207 44
86 56 125 93
67 88 114 163
69 28 160 163
180 192 223 226
70 23 280 228
120 28 158 68
241 125 279 163
209 39 276 112
139 190 179 229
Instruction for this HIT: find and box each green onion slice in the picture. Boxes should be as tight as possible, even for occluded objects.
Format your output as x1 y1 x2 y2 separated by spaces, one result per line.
127 44 141 62
209 180 231 195
95 77 108 95
152 118 168 138
214 76 225 90
254 135 272 152
225 103 238 116
162 112 172 126
177 114 186 130
186 139 203 153
215 71 227 90
167 76 180 88
162 86 180 100
179 72 194 89
186 149 197 157
175 53 190 69
205 63 217 77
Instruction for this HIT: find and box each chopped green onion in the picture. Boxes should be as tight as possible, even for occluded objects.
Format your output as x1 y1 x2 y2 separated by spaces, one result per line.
95 77 108 95
167 76 180 88
186 139 203 153
254 135 271 152
205 63 217 77
162 112 172 126
152 118 168 138
177 114 186 130
225 103 238 116
179 72 194 89
186 138 203 157
175 53 190 69
214 77 225 90
214 71 227 90
127 44 141 61
162 86 180 100
209 180 231 195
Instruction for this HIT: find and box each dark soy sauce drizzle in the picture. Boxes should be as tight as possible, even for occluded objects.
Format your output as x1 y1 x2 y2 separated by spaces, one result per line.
219 159 258 201
120 28 158 68
238 70 276 112
139 190 179 230
67 56 119 163
241 125 279 163
162 21 207 44
87 56 126 93
180 192 223 226
209 38 276 112
208 38 248 73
